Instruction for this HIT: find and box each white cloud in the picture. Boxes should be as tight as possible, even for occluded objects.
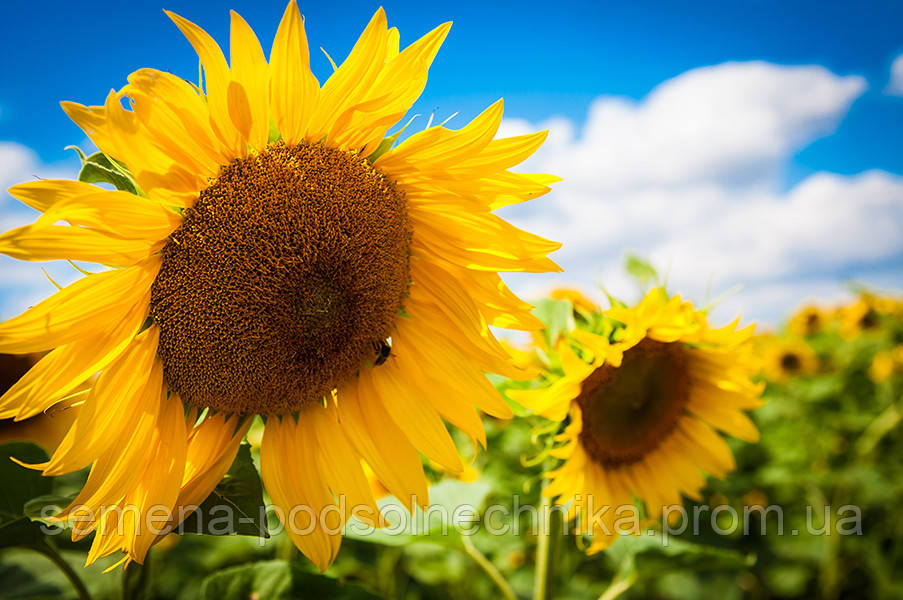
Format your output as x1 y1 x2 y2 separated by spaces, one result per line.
499 61 903 325
887 53 903 95
502 62 865 190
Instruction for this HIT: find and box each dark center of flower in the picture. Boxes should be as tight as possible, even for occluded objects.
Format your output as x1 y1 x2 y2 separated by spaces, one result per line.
780 352 802 372
150 142 410 415
576 339 690 467
860 309 878 330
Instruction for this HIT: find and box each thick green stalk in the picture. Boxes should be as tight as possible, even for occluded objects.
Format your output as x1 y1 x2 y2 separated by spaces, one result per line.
462 534 517 600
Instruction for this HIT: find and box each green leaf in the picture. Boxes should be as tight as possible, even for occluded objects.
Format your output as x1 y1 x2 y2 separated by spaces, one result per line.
0 442 51 525
0 518 46 550
77 151 141 195
179 443 269 538
344 480 491 546
624 254 658 288
199 560 379 600
0 443 55 551
609 534 754 578
532 298 577 347
23 494 76 523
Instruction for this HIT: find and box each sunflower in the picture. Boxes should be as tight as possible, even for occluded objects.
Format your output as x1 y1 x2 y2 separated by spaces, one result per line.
838 297 882 339
868 345 903 384
0 3 559 570
760 336 818 382
869 351 896 384
787 304 827 337
508 289 763 552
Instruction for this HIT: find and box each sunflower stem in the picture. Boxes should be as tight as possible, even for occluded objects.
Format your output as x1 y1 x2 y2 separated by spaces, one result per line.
33 539 92 600
533 494 552 600
122 548 152 600
462 533 516 600
596 570 637 600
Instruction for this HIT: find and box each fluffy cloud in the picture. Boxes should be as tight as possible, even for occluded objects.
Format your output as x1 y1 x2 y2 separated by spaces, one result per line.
887 53 903 95
499 62 903 325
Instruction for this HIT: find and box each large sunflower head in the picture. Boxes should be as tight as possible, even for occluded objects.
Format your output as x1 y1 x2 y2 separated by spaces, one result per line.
0 3 560 570
508 288 764 552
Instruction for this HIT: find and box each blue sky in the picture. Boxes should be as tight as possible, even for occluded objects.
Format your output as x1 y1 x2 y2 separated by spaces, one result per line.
1 0 902 325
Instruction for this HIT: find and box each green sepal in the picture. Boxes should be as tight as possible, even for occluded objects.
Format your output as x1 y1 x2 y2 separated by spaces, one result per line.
71 148 143 196
366 130 402 163
267 117 282 144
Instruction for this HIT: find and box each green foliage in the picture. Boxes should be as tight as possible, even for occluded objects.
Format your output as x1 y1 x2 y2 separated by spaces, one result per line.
180 444 269 538
0 443 51 550
67 146 141 195
199 560 379 600
531 298 576 349
344 480 491 547
624 254 658 289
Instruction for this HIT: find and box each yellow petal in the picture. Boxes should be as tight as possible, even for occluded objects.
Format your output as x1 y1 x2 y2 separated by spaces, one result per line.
308 403 382 526
8 180 103 213
0 223 160 265
123 386 188 562
269 0 319 144
390 331 488 449
0 256 160 354
39 326 161 476
165 10 243 157
307 8 388 141
229 10 270 150
367 364 463 474
261 416 341 570
336 376 428 512
35 191 181 242
333 21 451 152
686 394 760 443
124 68 227 175
57 359 164 520
0 297 150 421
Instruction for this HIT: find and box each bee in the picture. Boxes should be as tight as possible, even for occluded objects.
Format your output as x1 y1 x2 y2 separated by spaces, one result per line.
373 339 391 366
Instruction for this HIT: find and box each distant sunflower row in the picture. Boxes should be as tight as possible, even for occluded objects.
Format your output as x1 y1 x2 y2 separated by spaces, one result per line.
761 291 903 383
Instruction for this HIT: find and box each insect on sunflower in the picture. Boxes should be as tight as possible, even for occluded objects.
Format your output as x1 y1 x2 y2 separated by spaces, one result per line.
0 2 561 569
508 289 763 552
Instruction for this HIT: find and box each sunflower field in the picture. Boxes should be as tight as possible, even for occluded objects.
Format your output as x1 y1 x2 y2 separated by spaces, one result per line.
1 2 902 600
